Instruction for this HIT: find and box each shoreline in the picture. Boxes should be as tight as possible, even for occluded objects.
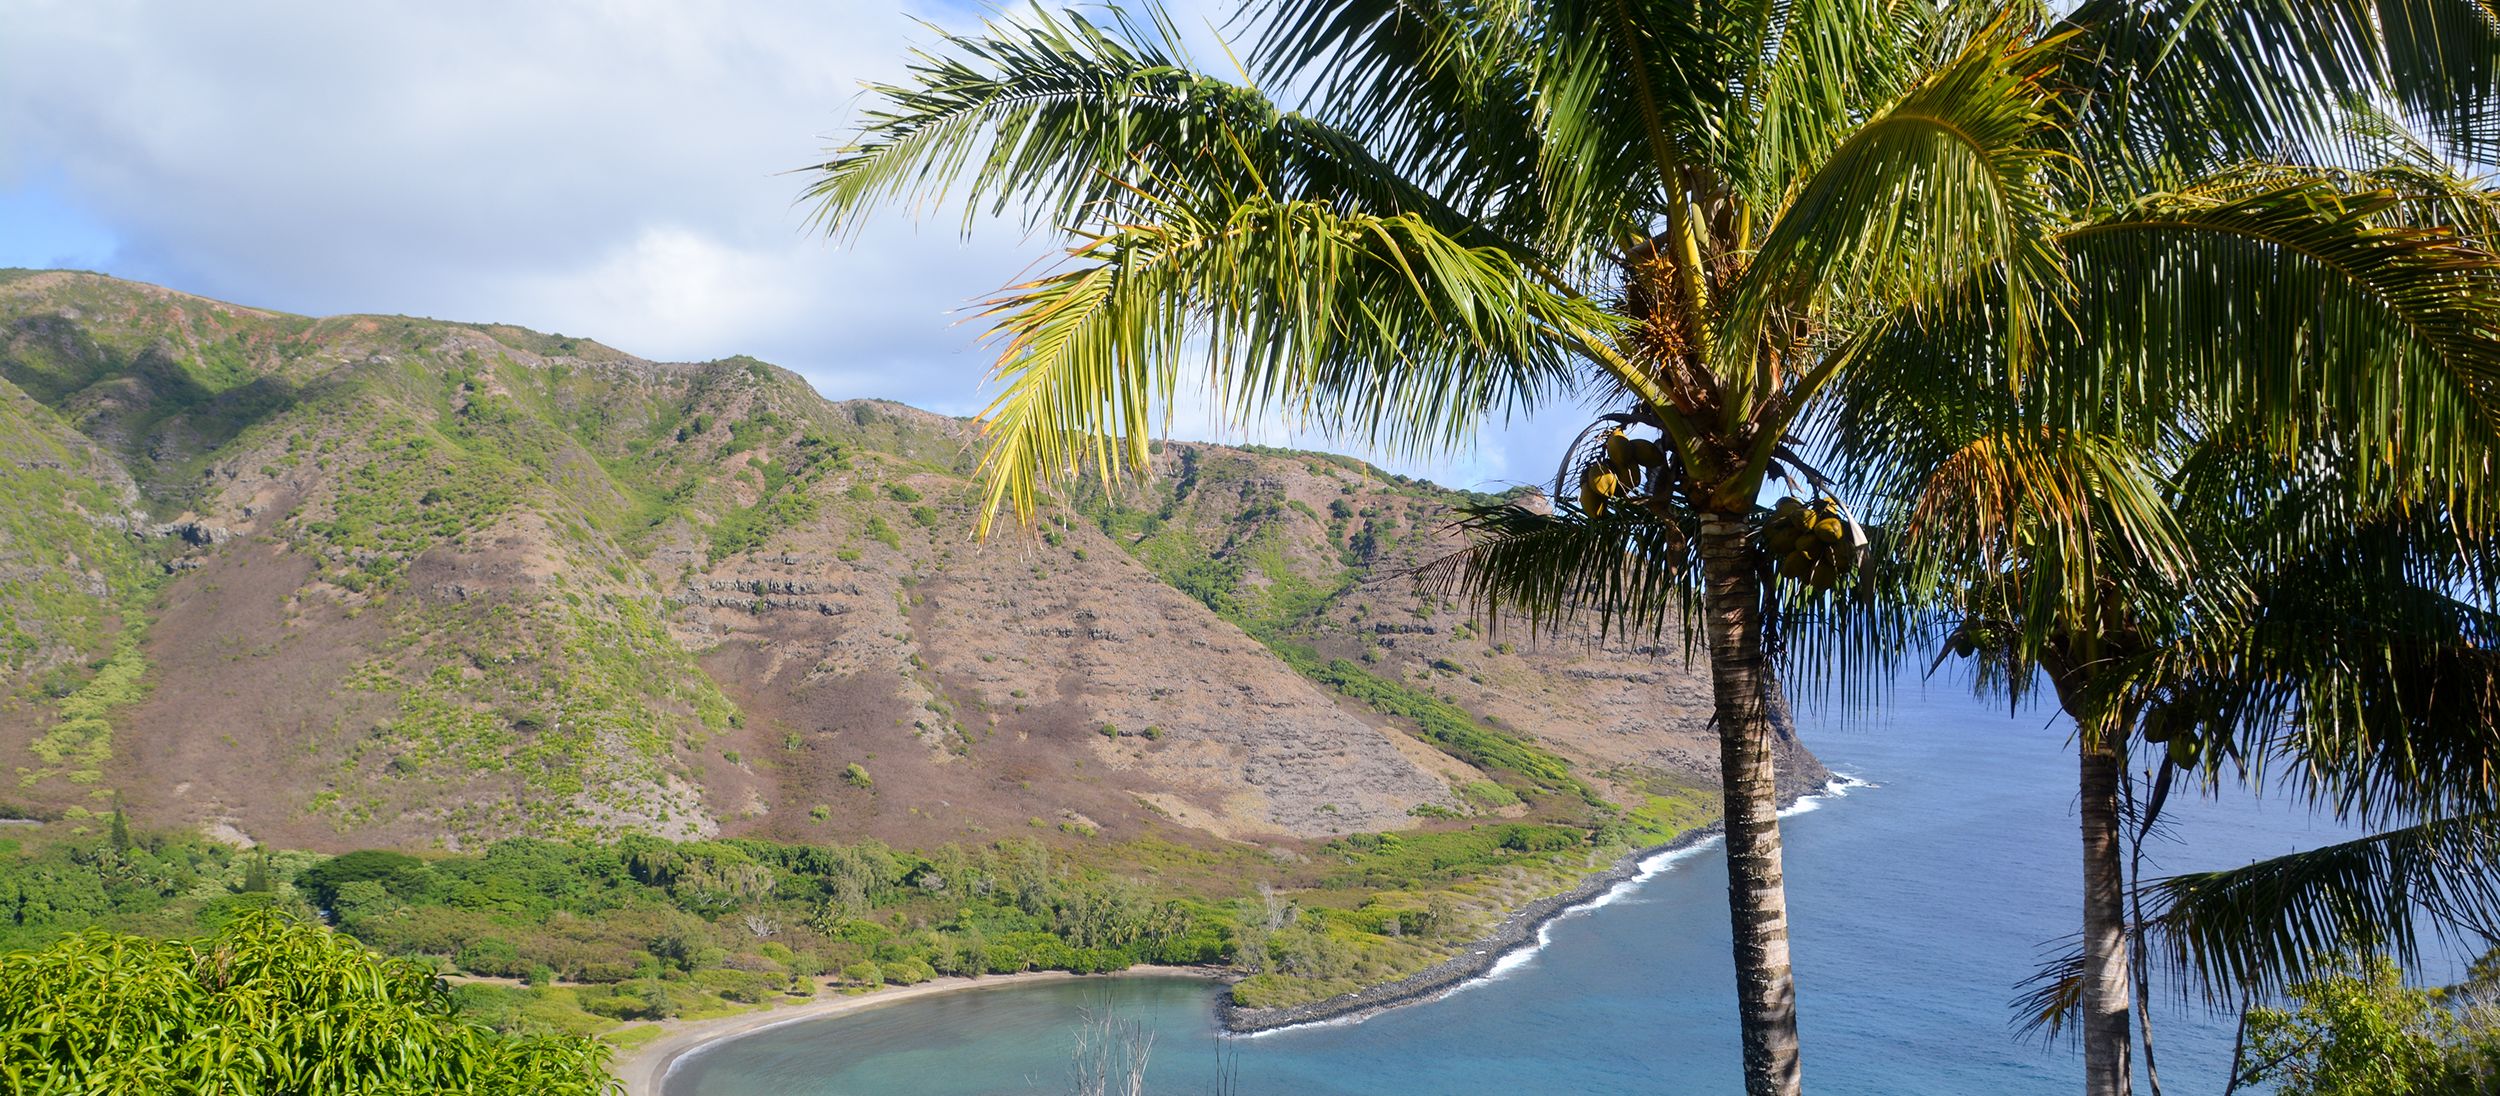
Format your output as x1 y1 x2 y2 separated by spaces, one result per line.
617 964 1228 1096
1216 776 1852 1035
1214 819 1728 1035
621 776 1857 1090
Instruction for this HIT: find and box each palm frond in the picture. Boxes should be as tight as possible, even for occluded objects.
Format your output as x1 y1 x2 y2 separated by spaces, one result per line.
2141 812 2500 1004
1243 0 1551 245
969 185 1612 531
802 5 1461 241
1413 500 1700 648
1517 0 1735 251
1724 20 2069 419
2181 525 2500 825
1719 0 1953 210
1914 429 2190 637
2011 938 2089 1046
1986 178 2500 527
2055 0 2500 182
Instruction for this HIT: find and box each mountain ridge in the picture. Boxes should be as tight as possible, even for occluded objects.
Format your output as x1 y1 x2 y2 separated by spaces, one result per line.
0 269 1822 856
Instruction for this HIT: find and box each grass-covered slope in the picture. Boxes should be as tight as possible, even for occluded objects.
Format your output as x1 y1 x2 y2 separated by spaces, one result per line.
0 270 1773 858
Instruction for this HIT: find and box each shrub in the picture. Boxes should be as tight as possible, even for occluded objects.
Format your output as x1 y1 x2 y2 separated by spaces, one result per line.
297 849 431 909
2244 954 2500 1096
881 957 936 985
693 967 781 1004
0 911 611 1093
580 981 676 1021
865 516 900 549
456 936 528 978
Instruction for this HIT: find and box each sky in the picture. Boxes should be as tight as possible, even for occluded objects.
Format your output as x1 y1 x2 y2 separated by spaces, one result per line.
0 0 1589 493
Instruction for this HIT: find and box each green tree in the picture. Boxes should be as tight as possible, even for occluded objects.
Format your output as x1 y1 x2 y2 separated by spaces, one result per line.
2242 955 2499 1096
106 800 129 855
239 849 272 895
804 4 2499 1093
1844 340 2500 1092
0 909 615 1094
297 848 432 909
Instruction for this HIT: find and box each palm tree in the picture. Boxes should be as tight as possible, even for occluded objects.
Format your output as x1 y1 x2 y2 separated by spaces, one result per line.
804 4 2498 1093
1823 161 2500 1091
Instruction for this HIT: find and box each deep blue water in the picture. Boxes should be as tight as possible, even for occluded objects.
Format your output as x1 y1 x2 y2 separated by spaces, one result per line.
669 681 2462 1095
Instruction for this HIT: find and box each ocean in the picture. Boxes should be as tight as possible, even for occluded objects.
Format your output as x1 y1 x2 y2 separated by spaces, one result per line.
667 679 2459 1095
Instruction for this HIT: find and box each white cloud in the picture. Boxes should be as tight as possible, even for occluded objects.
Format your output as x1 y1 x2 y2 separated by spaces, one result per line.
0 0 1588 487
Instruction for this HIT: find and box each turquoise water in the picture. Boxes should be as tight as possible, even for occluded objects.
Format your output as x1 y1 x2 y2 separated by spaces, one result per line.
669 682 2453 1095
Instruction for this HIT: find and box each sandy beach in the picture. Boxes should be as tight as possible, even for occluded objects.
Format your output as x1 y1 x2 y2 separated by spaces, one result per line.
623 818 1762 1095
615 965 1228 1096
616 786 1854 1093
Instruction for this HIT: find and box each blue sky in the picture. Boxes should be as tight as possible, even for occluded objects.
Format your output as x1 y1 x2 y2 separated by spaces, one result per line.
0 0 1588 494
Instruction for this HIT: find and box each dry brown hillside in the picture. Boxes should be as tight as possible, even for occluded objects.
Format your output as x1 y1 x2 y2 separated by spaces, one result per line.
0 270 1822 854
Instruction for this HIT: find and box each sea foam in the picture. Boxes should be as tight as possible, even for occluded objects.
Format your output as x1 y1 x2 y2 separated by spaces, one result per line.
1240 773 1873 1038
1425 774 1867 1005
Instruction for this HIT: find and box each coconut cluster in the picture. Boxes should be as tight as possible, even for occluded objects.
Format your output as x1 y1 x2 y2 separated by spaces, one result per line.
1762 495 1858 593
1943 617 2005 658
2140 706 2208 771
1575 429 1669 518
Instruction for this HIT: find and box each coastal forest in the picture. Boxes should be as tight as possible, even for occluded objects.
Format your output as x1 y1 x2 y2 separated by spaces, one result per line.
6 0 2500 1094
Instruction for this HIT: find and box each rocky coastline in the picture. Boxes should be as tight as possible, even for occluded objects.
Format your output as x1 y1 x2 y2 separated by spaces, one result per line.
1215 772 1849 1035
1215 817 1734 1034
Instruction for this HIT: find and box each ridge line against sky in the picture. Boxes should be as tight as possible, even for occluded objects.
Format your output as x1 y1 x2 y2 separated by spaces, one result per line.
0 0 1590 495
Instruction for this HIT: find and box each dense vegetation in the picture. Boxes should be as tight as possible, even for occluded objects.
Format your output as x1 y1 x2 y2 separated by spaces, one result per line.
0 797 1705 1036
2240 955 2500 1096
0 909 615 1094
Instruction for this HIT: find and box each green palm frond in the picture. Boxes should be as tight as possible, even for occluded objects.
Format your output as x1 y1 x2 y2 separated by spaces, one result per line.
2141 812 2500 1004
2056 0 2500 183
1517 0 1731 251
1815 309 2194 689
2061 184 2500 497
2171 523 2500 825
802 5 1463 241
1244 1 1550 241
1852 176 2500 528
1719 0 1938 209
1724 20 2069 419
970 184 1613 531
1413 500 1700 648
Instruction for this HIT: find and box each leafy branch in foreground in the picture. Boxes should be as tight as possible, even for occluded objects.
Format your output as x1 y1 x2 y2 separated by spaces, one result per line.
0 909 617 1095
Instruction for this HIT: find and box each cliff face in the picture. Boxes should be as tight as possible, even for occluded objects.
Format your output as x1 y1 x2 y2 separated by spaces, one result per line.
0 270 1820 851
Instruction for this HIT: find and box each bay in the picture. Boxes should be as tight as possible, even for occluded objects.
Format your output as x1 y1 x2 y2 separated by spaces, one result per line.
668 680 2462 1095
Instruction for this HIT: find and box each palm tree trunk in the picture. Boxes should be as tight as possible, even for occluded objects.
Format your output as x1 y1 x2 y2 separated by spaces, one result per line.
1697 514 1803 1096
2081 741 2133 1096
